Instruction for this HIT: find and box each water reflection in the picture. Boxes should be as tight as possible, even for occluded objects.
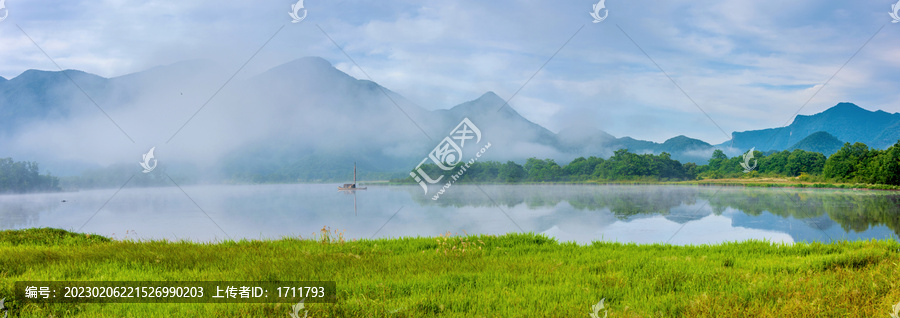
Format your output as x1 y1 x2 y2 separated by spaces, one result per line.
0 193 60 229
402 185 900 243
0 184 897 244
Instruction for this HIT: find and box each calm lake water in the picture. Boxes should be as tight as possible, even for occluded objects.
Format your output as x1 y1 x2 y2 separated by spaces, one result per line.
1 184 898 244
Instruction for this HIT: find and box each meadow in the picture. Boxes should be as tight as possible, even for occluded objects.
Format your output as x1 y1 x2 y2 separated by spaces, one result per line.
1 227 899 317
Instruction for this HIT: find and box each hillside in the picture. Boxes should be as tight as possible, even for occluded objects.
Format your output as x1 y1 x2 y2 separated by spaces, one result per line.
1 57 898 181
788 131 845 156
727 103 900 151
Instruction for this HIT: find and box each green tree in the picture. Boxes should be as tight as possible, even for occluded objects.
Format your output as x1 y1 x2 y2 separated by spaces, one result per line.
823 142 870 181
524 158 562 181
785 149 826 176
0 158 61 193
708 149 727 171
868 141 900 185
498 161 526 182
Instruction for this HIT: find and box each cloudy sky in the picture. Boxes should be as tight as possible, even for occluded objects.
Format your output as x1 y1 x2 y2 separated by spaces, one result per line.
1 0 899 144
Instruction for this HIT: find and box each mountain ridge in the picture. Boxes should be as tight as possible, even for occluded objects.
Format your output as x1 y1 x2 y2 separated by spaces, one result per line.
2 57 898 178
726 102 900 151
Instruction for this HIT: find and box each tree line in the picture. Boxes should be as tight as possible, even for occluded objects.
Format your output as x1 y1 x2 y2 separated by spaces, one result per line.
0 157 61 193
397 141 900 185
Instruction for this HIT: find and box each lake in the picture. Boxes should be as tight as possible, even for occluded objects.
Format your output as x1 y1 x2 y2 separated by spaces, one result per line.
1 184 898 245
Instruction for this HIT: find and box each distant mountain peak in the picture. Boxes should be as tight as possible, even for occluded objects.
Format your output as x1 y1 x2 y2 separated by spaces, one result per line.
664 135 691 142
479 91 502 101
112 59 223 81
448 91 507 113
15 69 57 80
255 56 340 78
788 131 844 156
13 69 100 82
658 135 713 155
457 91 505 109
252 56 355 85
728 102 900 151
4 69 108 91
832 102 862 110
817 102 867 115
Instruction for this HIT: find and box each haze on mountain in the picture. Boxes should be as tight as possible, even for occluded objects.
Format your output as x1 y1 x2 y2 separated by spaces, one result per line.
0 57 576 181
1 57 898 184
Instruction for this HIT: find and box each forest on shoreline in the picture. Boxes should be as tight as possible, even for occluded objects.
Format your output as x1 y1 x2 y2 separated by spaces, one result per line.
2 140 898 193
394 141 900 186
0 158 61 193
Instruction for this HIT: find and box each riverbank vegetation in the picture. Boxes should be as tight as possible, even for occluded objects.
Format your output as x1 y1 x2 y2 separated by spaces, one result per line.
0 228 897 317
393 141 900 188
0 158 61 193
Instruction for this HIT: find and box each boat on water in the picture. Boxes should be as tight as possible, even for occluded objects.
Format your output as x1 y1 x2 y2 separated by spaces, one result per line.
338 162 367 191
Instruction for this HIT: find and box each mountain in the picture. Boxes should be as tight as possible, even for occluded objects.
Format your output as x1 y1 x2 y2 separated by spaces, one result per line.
727 103 900 151
788 131 845 156
658 135 713 154
0 57 749 182
214 57 575 181
436 91 564 158
0 69 110 135
557 127 714 163
3 56 897 182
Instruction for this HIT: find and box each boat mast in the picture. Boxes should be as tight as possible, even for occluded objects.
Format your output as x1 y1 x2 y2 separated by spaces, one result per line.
354 162 357 185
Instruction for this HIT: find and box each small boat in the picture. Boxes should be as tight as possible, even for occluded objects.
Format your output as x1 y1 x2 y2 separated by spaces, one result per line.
338 162 367 191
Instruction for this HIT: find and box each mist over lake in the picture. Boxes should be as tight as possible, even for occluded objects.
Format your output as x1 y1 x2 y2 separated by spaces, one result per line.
2 184 897 244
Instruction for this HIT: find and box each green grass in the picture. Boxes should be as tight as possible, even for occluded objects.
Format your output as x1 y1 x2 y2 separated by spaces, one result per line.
2 228 900 317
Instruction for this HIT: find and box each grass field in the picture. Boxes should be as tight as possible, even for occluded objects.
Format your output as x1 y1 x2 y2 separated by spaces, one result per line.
2 227 900 317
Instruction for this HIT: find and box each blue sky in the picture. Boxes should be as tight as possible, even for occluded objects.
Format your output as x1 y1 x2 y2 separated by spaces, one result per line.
1 0 899 144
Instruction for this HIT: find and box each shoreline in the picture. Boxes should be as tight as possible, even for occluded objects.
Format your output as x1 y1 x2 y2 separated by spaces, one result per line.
6 178 897 196
387 178 900 191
